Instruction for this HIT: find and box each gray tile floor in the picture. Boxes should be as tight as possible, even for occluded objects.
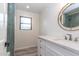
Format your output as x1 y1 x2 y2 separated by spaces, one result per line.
14 47 37 56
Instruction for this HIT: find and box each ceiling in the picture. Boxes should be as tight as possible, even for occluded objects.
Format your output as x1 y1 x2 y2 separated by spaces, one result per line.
15 3 50 13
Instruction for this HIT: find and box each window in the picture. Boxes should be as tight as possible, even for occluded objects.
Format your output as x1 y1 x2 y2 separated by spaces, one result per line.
20 16 32 30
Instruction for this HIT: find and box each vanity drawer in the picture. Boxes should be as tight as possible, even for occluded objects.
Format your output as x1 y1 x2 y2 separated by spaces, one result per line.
46 41 78 56
46 46 62 56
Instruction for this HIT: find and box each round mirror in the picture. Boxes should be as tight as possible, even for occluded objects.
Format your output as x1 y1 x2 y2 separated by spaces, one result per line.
58 3 79 31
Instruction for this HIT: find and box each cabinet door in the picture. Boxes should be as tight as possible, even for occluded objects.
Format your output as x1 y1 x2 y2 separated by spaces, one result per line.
40 39 46 56
38 39 46 56
46 41 78 56
40 47 46 56
0 3 8 56
46 41 63 56
37 38 41 56
46 46 61 56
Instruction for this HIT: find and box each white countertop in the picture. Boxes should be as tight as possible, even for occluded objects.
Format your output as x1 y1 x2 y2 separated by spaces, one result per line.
39 35 79 52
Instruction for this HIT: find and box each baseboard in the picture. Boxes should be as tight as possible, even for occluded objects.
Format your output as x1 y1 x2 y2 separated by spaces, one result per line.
14 45 37 52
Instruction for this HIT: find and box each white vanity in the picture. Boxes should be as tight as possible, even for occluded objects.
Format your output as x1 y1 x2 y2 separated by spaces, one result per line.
38 35 79 56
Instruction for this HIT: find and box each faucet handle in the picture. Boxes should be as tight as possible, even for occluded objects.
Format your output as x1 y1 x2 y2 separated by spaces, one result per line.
65 36 67 40
65 34 72 41
74 37 79 42
67 34 72 41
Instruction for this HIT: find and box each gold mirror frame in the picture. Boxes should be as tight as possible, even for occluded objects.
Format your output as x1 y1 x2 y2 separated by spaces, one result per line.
58 3 79 31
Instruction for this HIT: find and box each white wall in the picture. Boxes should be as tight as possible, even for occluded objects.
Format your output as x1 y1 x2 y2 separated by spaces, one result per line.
15 10 39 50
40 3 79 39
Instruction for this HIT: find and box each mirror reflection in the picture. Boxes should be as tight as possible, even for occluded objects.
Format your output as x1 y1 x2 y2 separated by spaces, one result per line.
59 3 79 30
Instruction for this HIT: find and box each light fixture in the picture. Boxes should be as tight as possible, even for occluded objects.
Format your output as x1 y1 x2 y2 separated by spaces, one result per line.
26 5 30 9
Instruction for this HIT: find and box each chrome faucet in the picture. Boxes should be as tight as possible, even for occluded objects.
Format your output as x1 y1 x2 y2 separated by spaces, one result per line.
65 34 72 41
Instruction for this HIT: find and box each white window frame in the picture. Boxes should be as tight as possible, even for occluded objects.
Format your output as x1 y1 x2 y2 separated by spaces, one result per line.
20 16 32 30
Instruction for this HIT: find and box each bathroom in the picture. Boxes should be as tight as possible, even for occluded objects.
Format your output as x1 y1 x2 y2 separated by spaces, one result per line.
0 3 79 56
